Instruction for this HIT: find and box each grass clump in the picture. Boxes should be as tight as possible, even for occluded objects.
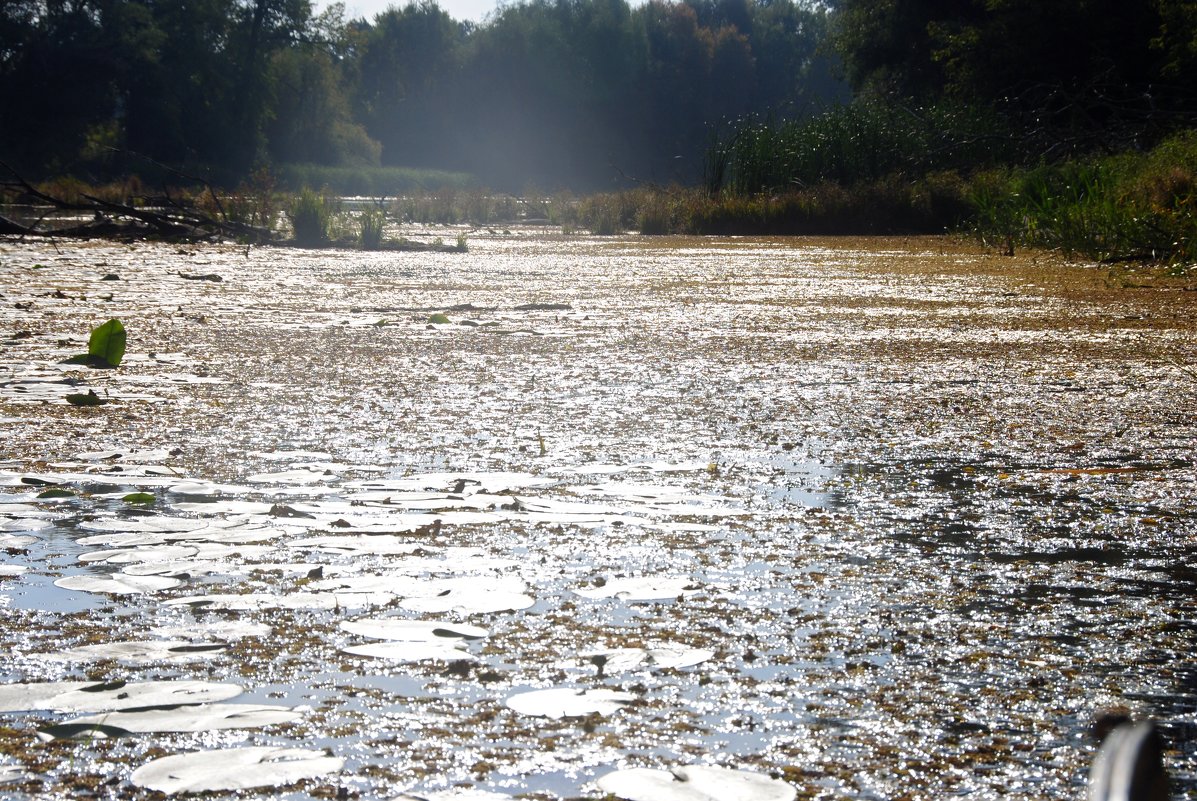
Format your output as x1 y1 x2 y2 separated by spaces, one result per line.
359 208 386 249
289 187 337 246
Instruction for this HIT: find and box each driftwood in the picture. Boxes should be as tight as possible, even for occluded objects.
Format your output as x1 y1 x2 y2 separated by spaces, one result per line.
0 162 276 244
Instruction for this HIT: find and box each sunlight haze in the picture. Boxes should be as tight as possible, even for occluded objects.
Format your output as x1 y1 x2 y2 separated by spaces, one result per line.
331 0 504 23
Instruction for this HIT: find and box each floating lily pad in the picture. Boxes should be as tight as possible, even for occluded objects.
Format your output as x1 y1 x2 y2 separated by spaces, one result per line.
36 488 75 499
595 766 796 801
0 764 26 784
505 687 635 719
65 390 108 406
400 576 534 615
342 642 478 662
38 640 228 664
54 574 182 594
122 492 156 505
572 576 701 601
585 645 715 673
395 790 512 801
0 565 28 577
0 679 242 712
0 534 36 549
39 703 300 739
130 746 343 794
340 619 489 642
163 591 393 610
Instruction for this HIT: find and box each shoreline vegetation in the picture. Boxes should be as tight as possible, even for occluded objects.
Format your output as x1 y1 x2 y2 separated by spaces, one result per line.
3 0 1193 268
3 123 1194 269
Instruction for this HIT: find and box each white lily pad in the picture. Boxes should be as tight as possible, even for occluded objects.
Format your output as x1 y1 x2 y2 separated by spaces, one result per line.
0 763 26 784
79 544 198 564
340 619 489 642
0 565 28 577
0 679 242 712
342 642 478 662
247 469 334 485
0 534 37 549
38 640 228 664
39 703 300 739
163 591 393 610
505 687 635 719
400 576 534 615
572 576 701 601
54 574 183 594
394 791 512 801
585 645 715 673
595 766 796 801
120 559 224 577
0 517 51 532
130 746 343 794
288 535 425 555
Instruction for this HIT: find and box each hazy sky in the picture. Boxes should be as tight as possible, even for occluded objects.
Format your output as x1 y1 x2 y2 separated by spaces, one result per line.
329 0 505 23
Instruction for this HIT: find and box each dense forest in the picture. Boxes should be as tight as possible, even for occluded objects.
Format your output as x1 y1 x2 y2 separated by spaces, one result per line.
0 0 844 190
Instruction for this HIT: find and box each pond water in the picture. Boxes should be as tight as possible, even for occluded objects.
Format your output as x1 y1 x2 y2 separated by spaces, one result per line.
1 231 1195 800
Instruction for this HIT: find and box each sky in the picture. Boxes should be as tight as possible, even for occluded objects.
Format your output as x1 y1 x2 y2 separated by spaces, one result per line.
329 0 505 23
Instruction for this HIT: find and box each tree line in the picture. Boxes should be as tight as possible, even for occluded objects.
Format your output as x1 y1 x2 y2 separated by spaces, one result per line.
0 0 845 190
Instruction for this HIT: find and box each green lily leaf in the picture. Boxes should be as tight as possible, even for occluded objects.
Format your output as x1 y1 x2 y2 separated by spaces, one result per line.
122 492 156 506
88 319 126 367
37 488 75 499
65 390 107 406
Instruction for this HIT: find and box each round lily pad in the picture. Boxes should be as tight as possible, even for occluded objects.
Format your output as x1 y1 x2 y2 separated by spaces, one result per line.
54 574 182 594
596 766 796 801
0 679 242 712
130 746 343 794
39 703 300 739
505 687 635 719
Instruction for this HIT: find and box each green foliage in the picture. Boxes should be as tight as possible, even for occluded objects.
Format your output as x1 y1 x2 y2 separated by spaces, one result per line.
65 390 107 406
289 188 336 247
359 209 386 250
88 319 127 368
122 492 156 505
970 132 1197 265
710 101 1013 194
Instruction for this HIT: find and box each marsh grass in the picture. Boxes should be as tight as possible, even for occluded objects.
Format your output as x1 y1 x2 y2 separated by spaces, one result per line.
711 101 1012 194
289 187 338 246
359 208 386 249
970 132 1197 265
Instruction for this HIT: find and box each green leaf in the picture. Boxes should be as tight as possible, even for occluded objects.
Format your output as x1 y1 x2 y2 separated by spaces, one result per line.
87 319 126 367
428 313 451 325
65 390 107 406
37 488 75 499
122 492 156 506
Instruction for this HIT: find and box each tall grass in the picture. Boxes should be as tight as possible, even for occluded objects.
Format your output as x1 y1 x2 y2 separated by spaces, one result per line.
289 187 337 246
710 101 1014 195
970 132 1197 264
359 208 386 249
